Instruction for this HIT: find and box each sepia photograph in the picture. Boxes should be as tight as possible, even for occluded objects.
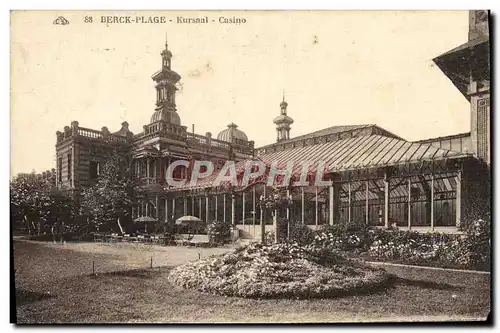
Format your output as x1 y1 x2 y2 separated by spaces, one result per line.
9 9 491 324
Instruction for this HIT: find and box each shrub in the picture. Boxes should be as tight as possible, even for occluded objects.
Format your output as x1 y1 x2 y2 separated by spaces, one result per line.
207 220 231 245
313 221 371 252
288 222 315 246
263 219 315 246
366 220 491 271
464 218 491 270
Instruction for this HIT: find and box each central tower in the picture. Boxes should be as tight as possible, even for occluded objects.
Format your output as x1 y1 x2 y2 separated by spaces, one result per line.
150 34 182 125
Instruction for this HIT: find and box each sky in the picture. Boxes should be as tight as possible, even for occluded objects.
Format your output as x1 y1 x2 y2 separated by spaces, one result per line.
10 10 471 175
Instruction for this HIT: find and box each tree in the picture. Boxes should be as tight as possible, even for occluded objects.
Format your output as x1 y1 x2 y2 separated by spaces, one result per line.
10 173 75 235
80 150 138 232
258 187 294 243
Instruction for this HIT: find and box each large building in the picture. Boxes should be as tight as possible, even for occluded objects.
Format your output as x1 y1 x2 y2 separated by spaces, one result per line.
55 11 490 236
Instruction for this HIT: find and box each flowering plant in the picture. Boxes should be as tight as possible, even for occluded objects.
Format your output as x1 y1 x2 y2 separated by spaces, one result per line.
168 242 391 299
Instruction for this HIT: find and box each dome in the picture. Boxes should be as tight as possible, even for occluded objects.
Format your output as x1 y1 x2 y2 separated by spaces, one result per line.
161 48 173 59
273 114 294 125
150 109 181 126
217 123 248 142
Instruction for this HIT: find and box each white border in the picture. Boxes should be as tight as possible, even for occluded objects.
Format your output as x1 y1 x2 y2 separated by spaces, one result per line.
4 1 497 331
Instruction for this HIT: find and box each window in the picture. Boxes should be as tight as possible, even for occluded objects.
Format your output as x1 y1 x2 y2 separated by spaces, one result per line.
477 98 489 161
67 153 72 180
173 165 187 179
58 157 62 183
90 161 100 180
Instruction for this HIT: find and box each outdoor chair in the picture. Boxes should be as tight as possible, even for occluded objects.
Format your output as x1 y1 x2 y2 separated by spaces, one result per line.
93 233 104 243
143 235 152 243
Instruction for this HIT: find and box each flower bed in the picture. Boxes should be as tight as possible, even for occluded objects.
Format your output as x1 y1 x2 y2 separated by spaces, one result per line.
308 219 490 271
168 242 392 299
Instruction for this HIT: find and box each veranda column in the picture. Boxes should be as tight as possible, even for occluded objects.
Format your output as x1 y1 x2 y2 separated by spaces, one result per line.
242 192 246 226
147 158 151 179
261 186 266 243
198 197 202 219
223 194 227 223
329 185 334 225
430 174 435 231
286 189 290 220
205 195 209 223
191 195 195 216
301 187 305 224
252 186 256 237
155 195 159 220
456 170 462 228
274 208 278 243
183 197 187 215
153 158 157 180
231 193 235 227
145 201 149 217
365 180 369 224
315 187 318 226
215 195 218 221
408 178 412 230
164 197 168 224
167 196 171 233
384 170 390 228
348 182 352 222
172 197 176 220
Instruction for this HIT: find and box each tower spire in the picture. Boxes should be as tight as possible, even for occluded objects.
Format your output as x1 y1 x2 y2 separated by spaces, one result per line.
274 94 293 142
151 35 181 124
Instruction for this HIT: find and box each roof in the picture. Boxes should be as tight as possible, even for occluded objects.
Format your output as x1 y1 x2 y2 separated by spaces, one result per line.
256 124 404 151
433 36 490 99
434 36 489 59
170 134 470 192
291 124 371 141
413 132 471 144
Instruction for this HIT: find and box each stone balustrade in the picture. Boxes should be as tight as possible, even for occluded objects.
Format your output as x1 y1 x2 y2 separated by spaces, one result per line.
56 121 129 144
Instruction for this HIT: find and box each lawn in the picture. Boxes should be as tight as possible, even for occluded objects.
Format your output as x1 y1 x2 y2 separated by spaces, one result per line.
13 240 490 323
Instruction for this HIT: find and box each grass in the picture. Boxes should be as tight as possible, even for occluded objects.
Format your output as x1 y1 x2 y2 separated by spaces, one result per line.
13 240 490 323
